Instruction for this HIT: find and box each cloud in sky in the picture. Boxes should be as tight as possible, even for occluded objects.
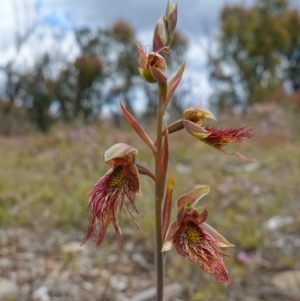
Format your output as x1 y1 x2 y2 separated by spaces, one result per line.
2 0 300 52
1 0 300 100
0 0 256 47
41 0 252 36
0 0 252 74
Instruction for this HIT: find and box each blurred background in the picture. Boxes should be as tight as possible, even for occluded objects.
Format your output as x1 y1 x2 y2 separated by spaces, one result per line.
0 0 300 300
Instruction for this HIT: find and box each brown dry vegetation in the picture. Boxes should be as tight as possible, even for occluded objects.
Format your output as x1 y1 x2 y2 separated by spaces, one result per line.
0 103 300 300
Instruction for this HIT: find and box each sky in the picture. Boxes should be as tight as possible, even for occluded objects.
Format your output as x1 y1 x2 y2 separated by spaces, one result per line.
0 0 300 106
1 0 255 63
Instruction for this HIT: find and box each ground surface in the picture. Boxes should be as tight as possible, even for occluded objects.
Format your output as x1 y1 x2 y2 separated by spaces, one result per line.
0 103 300 301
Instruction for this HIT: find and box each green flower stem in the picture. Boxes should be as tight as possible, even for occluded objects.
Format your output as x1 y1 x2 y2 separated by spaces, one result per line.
154 91 165 301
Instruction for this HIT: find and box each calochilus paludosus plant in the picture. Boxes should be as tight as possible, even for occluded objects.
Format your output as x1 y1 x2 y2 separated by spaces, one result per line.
81 1 254 300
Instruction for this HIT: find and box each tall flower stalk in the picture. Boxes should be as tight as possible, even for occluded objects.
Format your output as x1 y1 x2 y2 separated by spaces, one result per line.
81 1 254 300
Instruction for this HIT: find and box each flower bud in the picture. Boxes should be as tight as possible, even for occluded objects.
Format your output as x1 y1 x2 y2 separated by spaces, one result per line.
165 0 178 45
153 16 168 53
137 44 167 83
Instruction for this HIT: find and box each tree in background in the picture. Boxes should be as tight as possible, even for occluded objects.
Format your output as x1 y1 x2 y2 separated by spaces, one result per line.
0 0 38 134
105 20 140 121
54 54 104 121
0 10 189 133
282 7 300 91
17 54 54 132
53 20 140 124
209 0 300 110
53 26 111 122
40 20 188 126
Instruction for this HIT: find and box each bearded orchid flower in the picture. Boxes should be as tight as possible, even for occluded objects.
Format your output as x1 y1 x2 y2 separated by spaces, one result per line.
183 106 254 161
137 44 167 83
81 143 141 248
162 185 234 285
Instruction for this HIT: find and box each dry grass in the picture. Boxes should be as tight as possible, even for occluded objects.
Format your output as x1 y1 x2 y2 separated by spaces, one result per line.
0 103 300 300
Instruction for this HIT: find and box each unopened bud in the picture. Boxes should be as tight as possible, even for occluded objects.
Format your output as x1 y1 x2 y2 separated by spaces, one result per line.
153 16 168 53
137 44 167 83
165 0 178 45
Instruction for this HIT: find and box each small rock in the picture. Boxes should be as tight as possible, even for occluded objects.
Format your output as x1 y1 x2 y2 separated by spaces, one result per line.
132 253 153 270
264 215 294 231
50 281 81 297
164 283 184 301
244 297 259 301
61 242 88 254
109 275 128 291
0 278 18 300
124 241 134 252
176 163 192 175
272 270 300 297
32 286 50 301
107 254 119 263
226 161 261 173
0 258 13 269
131 283 183 301
115 293 129 301
18 269 32 282
82 281 93 290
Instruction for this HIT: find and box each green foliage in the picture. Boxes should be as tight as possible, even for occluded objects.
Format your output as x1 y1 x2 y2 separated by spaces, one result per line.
53 22 139 122
0 19 189 133
19 55 54 132
210 0 300 108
